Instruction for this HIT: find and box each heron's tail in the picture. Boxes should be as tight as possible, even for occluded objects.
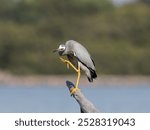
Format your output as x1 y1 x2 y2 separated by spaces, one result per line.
87 69 97 82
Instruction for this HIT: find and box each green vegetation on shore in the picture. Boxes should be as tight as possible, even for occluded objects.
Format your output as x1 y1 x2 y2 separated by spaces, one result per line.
0 0 150 75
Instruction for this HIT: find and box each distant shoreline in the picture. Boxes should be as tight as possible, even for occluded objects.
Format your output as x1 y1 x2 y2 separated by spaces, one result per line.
0 72 150 87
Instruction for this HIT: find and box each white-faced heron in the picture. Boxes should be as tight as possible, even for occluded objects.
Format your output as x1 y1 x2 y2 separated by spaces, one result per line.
53 40 97 94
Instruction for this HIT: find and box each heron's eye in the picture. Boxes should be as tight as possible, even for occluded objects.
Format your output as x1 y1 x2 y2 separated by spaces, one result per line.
58 45 65 51
60 48 64 51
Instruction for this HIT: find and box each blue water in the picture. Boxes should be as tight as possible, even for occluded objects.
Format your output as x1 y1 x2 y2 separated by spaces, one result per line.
0 84 150 113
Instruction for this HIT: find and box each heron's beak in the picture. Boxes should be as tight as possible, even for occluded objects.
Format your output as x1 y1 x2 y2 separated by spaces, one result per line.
53 49 58 53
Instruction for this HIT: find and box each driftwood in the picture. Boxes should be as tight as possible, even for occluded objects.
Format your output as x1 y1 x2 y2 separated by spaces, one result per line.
66 81 99 113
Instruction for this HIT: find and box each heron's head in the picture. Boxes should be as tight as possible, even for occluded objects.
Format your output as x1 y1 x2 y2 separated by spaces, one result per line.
53 44 66 56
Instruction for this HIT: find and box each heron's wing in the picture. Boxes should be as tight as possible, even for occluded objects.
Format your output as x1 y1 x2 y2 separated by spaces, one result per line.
73 43 96 71
65 40 96 70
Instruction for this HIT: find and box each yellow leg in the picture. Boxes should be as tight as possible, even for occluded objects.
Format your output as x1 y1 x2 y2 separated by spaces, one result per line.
59 57 80 95
70 62 80 95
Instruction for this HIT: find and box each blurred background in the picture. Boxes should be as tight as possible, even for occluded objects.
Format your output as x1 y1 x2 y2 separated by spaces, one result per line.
0 0 150 113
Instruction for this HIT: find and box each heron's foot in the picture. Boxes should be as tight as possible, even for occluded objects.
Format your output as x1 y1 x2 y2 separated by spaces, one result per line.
59 57 79 71
70 87 80 96
59 57 70 69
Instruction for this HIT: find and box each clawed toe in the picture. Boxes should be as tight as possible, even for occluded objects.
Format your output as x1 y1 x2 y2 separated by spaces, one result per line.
70 87 79 96
59 57 70 69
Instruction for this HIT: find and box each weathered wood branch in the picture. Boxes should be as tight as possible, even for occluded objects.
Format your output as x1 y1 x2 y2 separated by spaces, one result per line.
66 81 99 113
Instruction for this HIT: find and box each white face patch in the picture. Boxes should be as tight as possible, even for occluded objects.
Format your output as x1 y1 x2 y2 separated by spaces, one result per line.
58 44 66 51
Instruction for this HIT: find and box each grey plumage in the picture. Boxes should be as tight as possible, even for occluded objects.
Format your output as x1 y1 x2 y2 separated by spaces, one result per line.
54 40 97 82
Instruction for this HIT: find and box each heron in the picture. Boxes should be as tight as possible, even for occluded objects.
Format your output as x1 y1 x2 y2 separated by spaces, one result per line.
53 40 97 95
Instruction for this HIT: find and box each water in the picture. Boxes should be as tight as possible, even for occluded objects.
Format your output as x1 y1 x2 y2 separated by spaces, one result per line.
0 84 150 113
